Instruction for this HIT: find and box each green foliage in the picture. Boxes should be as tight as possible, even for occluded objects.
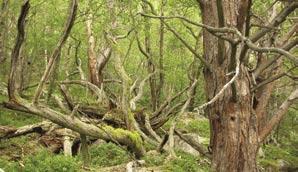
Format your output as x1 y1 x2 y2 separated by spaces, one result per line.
0 149 81 172
89 142 131 167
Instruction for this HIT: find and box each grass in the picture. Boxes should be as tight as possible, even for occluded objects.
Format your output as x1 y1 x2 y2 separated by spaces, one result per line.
0 95 41 127
173 116 210 140
0 149 81 172
89 142 131 167
258 144 298 169
163 150 210 172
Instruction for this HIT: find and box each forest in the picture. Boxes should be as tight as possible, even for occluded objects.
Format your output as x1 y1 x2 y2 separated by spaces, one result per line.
0 0 297 171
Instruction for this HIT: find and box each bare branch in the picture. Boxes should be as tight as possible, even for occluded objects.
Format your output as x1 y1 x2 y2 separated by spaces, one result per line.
140 13 298 65
253 38 298 78
252 67 296 92
61 80 108 103
145 113 161 142
250 2 298 42
151 86 189 120
139 1 212 70
0 121 54 140
130 72 157 110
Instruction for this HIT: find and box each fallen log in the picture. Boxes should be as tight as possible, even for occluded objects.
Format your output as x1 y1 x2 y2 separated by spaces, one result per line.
4 100 145 158
0 121 54 140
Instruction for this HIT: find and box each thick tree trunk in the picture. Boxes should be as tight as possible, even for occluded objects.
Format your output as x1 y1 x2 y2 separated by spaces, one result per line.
200 1 258 171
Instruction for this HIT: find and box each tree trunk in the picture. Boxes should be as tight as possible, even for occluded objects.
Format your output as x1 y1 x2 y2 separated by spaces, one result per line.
200 1 258 171
86 11 100 86
143 3 157 111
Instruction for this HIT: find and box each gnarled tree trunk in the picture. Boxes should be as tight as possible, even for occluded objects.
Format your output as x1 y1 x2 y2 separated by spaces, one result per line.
200 1 258 171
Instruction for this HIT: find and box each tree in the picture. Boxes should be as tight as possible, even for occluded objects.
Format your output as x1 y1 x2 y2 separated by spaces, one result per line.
141 0 297 171
198 1 297 171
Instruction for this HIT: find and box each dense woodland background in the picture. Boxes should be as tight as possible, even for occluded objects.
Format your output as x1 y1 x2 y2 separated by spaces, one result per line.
0 0 297 171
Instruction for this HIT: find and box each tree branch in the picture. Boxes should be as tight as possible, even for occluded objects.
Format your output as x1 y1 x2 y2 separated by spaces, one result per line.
250 2 298 42
129 72 157 110
139 13 298 65
253 38 298 78
259 89 298 143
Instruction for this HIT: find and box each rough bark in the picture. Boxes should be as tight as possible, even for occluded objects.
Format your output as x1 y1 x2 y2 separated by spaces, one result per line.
200 1 258 171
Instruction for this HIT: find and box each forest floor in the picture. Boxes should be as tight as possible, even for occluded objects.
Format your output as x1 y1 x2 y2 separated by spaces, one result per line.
0 94 297 172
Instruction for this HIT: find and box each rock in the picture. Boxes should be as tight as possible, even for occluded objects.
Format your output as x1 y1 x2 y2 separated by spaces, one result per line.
92 139 106 146
258 147 265 158
173 133 208 156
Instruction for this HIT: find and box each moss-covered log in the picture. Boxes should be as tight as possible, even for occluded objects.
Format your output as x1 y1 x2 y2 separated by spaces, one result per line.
4 99 145 158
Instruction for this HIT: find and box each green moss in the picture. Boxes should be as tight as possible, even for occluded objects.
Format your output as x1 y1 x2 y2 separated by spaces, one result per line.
102 125 144 156
128 131 144 149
